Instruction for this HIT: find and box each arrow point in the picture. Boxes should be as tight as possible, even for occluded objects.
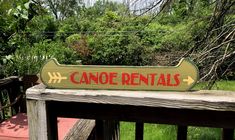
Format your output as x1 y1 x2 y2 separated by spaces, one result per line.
187 76 194 85
183 76 195 85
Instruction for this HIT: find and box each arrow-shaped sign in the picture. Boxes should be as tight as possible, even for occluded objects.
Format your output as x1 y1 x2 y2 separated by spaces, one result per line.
40 58 199 91
183 76 194 85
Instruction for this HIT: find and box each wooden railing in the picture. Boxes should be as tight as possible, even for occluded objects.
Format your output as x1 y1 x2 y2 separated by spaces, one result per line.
0 77 95 140
0 75 40 121
0 76 22 121
26 84 235 140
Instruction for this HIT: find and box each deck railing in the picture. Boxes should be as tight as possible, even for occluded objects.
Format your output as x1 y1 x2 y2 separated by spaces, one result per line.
0 76 22 121
26 84 235 140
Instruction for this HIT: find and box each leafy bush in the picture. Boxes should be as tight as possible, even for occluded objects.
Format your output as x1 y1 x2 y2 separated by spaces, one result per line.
27 15 58 42
56 17 80 40
33 40 79 64
1 0 233 83
86 32 153 66
2 40 78 77
159 23 193 51
65 34 81 45
65 34 90 63
2 47 47 77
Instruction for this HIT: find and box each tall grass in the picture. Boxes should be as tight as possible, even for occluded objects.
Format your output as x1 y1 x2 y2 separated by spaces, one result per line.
120 80 235 140
194 80 235 91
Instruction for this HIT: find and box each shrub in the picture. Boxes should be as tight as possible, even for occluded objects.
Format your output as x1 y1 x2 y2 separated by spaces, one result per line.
66 34 91 63
2 40 79 77
87 33 153 66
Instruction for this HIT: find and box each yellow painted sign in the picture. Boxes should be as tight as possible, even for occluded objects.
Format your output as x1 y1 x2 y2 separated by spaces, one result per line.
40 58 199 91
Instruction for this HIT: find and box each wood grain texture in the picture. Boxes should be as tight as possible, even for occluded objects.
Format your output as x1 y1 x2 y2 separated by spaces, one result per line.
26 84 235 112
64 119 95 140
26 84 235 139
27 100 49 140
0 76 18 87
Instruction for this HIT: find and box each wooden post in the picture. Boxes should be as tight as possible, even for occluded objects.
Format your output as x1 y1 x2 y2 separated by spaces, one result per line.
222 128 234 140
177 125 187 140
27 100 58 140
95 120 120 140
135 122 144 140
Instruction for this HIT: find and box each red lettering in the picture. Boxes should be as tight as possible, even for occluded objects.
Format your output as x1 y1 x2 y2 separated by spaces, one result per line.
139 74 148 85
99 72 109 84
157 74 166 86
109 72 118 85
149 73 157 86
80 72 89 84
166 74 174 86
89 72 98 84
131 73 139 85
173 74 180 86
122 73 130 85
70 72 80 84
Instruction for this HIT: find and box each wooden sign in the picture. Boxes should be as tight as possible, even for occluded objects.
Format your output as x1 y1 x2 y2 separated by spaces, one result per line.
40 58 199 91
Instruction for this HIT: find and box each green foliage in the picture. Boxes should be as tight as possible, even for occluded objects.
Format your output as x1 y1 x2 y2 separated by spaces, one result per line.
120 122 135 140
83 1 127 19
2 47 46 77
144 124 177 140
56 17 80 40
7 0 39 31
0 0 43 56
188 127 220 140
45 0 84 20
65 34 81 45
2 40 78 76
27 15 58 41
86 29 153 66
120 122 176 140
194 80 235 91
160 23 193 50
0 0 234 80
121 122 221 140
33 40 79 64
65 34 90 64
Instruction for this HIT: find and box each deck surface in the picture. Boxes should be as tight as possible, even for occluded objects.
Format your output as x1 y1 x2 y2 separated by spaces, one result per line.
0 113 79 140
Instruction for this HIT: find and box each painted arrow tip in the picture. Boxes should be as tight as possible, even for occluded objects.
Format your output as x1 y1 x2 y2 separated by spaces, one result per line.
183 76 195 85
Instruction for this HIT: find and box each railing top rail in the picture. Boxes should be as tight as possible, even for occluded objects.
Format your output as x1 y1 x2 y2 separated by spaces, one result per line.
26 84 235 112
0 76 19 87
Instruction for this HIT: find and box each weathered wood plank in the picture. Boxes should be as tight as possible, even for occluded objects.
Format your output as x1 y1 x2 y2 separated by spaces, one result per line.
64 119 95 140
0 76 18 87
26 84 235 139
27 99 49 140
26 84 235 112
